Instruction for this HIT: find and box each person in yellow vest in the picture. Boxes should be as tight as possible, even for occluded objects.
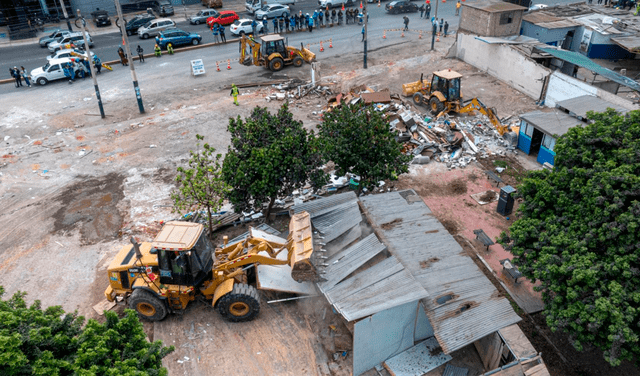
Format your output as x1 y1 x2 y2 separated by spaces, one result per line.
154 44 161 57
456 0 461 15
167 43 174 55
230 83 239 106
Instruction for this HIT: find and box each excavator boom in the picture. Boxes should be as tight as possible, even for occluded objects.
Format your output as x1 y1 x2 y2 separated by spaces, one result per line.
459 98 509 135
239 34 261 66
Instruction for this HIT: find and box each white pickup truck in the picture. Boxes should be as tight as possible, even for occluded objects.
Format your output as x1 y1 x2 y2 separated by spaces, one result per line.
245 0 295 14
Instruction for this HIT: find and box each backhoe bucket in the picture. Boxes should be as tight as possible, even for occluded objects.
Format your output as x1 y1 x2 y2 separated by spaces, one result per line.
300 43 316 63
288 211 317 282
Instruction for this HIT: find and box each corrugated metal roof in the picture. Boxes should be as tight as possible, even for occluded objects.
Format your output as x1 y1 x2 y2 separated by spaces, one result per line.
539 47 640 92
290 191 357 218
359 190 522 354
312 200 362 243
519 110 581 137
611 35 640 53
443 364 470 376
555 95 629 120
475 35 540 44
522 11 563 24
572 13 625 35
464 0 527 12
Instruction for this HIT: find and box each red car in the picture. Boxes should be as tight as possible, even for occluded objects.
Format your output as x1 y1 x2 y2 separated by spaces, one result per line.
206 10 239 28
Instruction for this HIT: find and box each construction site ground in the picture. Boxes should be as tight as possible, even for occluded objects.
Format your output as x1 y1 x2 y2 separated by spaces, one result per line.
1 35 638 376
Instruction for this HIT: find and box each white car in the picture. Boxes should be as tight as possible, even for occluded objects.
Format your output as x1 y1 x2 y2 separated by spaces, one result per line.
47 48 95 61
48 32 93 52
230 19 265 35
31 58 81 86
528 3 548 11
254 4 290 20
137 18 176 39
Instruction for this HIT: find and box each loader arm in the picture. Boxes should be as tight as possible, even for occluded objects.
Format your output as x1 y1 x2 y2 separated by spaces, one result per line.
460 98 508 135
239 34 261 66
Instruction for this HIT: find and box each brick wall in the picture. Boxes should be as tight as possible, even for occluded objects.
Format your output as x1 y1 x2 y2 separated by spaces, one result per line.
459 6 524 37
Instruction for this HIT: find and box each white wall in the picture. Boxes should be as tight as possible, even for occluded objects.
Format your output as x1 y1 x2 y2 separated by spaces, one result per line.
455 33 551 99
545 71 640 110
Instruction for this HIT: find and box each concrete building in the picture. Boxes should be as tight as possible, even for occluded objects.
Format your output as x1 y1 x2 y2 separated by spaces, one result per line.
459 0 527 37
520 11 579 48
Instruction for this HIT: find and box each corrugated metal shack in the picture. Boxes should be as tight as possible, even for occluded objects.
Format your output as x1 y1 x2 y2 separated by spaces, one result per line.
293 190 524 375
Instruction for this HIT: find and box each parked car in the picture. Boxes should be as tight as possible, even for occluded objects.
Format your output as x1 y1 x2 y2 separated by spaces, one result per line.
254 4 290 20
30 58 80 86
229 18 265 35
125 14 156 36
318 0 355 9
155 29 202 49
154 0 175 16
137 18 176 39
206 10 239 28
527 3 548 11
385 0 418 13
91 9 111 26
48 32 94 52
39 29 72 48
47 48 95 61
246 0 296 14
189 8 218 24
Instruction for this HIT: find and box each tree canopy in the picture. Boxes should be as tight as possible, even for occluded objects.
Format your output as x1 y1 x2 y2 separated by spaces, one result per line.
317 102 411 193
499 109 640 366
172 134 230 234
0 286 174 375
222 103 326 217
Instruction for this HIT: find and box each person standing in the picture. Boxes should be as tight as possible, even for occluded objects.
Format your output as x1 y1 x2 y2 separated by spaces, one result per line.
117 47 128 66
154 43 161 57
167 43 174 55
94 56 102 73
426 2 431 19
273 17 279 33
20 67 31 87
80 60 91 78
331 9 336 24
455 0 461 16
212 25 220 43
290 15 296 31
361 25 365 41
262 19 268 34
220 25 227 43
10 67 22 88
419 4 425 18
251 19 258 35
444 21 449 36
136 45 144 63
308 14 314 32
439 18 444 33
278 16 284 33
230 83 239 106
403 16 410 31
284 15 290 32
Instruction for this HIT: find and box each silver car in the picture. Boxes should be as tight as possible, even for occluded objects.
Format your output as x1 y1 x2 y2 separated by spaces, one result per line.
39 29 72 48
189 9 218 24
254 4 290 20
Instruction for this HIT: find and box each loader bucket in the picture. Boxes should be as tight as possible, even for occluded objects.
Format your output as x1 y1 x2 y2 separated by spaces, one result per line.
300 43 316 63
288 211 317 282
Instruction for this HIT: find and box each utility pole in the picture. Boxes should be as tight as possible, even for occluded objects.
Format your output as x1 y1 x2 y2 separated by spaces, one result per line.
363 4 368 69
431 22 436 50
182 0 188 21
58 0 73 32
114 0 145 114
434 0 439 19
77 9 105 118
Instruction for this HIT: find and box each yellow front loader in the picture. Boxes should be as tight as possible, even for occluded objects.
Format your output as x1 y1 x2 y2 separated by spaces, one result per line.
239 34 315 72
104 212 317 322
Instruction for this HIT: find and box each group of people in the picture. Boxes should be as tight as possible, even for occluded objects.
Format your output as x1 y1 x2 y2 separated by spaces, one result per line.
211 24 227 43
9 66 31 88
244 8 364 37
62 58 95 84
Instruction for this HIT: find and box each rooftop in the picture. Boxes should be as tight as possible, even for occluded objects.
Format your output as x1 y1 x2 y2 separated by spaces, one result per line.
519 110 581 137
556 95 629 120
463 0 527 13
522 11 578 29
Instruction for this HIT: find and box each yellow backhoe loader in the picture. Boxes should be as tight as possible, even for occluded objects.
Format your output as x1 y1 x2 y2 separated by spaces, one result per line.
104 212 317 322
239 34 315 72
403 70 515 136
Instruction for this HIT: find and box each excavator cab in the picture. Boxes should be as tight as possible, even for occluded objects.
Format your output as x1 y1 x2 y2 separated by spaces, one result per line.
431 70 462 102
262 36 287 56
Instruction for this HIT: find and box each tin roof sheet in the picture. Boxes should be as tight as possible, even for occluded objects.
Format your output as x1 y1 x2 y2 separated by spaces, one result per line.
464 0 527 12
611 35 640 53
555 95 629 120
519 110 581 136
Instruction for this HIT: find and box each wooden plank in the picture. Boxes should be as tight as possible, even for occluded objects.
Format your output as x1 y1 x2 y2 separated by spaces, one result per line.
383 337 452 376
499 324 538 359
93 299 116 315
474 332 502 370
256 264 318 295
524 364 550 376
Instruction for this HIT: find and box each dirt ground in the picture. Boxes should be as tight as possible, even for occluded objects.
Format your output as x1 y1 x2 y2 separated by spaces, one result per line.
0 34 631 376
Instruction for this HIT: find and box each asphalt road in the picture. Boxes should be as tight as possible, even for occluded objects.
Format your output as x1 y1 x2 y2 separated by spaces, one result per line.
1 0 590 85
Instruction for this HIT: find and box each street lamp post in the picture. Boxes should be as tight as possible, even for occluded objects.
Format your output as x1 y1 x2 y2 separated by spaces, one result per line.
363 5 368 69
114 0 145 114
77 9 105 118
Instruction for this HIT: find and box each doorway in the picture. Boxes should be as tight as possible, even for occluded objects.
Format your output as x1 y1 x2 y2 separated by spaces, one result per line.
529 128 544 156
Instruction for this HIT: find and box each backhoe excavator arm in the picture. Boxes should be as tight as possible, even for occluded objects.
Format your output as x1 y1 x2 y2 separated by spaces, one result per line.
239 34 261 66
459 98 508 135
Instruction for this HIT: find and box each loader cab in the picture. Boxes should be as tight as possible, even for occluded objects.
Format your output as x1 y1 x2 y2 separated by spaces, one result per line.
432 70 462 102
151 222 214 287
261 34 287 56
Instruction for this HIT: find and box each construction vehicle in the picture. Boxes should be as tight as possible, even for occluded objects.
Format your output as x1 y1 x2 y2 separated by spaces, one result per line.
104 212 316 322
202 0 223 7
239 34 315 72
403 70 514 136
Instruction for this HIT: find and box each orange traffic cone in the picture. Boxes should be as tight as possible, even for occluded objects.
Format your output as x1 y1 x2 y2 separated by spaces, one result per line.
436 34 440 42
360 1 363 8
329 38 333 48
326 5 329 10
419 30 422 39
378 0 381 6
216 61 220 71
341 3 345 10
122 36 125 45
227 59 231 70
401 31 405 37
383 30 386 39
320 40 324 52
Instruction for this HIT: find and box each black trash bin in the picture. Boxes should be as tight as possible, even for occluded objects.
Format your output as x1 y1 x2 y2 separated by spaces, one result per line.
497 185 516 216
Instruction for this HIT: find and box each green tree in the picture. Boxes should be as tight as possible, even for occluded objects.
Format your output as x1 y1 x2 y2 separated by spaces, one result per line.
0 286 174 375
222 103 326 218
172 134 230 234
317 101 411 194
499 109 640 367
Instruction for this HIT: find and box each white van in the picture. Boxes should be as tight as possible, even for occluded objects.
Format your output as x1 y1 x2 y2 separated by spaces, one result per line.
137 18 176 39
246 0 295 14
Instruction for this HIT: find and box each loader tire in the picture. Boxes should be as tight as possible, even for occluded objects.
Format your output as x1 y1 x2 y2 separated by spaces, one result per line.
292 56 304 67
429 96 445 114
412 92 424 106
129 289 167 321
269 57 284 71
217 283 260 322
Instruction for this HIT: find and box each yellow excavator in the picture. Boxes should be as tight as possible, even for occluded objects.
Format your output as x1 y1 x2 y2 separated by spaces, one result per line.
239 34 315 72
104 212 316 322
403 70 514 136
